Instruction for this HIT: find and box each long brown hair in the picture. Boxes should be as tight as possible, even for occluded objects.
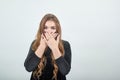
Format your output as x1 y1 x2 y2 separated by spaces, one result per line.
32 13 64 80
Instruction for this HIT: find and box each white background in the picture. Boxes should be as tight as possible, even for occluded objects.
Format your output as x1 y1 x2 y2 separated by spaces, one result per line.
0 0 120 80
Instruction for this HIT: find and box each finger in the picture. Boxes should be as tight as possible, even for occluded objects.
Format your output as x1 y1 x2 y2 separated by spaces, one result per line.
53 33 58 39
57 35 60 43
45 32 50 40
48 32 53 38
41 34 44 39
43 34 48 43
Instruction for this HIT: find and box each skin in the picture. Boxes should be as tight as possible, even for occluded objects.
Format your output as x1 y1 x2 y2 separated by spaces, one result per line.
35 20 62 59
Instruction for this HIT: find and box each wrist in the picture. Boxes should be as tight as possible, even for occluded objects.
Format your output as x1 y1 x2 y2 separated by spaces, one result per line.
39 44 46 50
35 44 46 58
52 48 62 59
51 47 59 52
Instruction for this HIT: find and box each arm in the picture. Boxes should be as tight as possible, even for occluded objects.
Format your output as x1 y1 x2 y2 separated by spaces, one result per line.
24 41 41 72
55 40 72 75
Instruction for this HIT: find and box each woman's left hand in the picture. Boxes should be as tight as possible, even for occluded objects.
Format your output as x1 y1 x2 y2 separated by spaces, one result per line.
44 32 60 50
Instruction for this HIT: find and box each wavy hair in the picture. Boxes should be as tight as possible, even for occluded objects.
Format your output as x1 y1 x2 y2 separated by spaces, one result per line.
32 13 64 80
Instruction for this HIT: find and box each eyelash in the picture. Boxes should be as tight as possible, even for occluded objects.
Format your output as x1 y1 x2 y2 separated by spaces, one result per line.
44 26 47 29
44 26 56 29
51 27 56 29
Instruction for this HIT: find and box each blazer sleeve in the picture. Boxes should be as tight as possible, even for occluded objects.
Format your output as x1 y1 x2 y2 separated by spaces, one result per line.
55 40 72 75
24 41 41 72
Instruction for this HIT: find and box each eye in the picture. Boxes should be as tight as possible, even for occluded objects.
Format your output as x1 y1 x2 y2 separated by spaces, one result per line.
51 26 56 29
44 26 48 29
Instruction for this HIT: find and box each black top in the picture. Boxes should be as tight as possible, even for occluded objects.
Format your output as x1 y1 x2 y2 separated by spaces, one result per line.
24 40 72 80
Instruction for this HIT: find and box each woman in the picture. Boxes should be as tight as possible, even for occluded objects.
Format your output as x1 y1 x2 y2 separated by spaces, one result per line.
24 13 72 80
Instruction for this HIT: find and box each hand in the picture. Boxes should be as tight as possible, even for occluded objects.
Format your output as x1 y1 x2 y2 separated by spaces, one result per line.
44 32 60 50
35 34 47 58
40 34 47 48
43 32 62 59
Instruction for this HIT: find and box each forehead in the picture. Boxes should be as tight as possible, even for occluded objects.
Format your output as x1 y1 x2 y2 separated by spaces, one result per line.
45 20 56 26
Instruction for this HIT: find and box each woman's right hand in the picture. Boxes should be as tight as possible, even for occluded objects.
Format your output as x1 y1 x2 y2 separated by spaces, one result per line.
40 34 47 48
35 34 47 58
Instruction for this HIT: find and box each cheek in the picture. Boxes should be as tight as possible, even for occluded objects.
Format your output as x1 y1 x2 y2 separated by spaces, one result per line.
51 29 57 34
44 29 46 32
53 30 56 33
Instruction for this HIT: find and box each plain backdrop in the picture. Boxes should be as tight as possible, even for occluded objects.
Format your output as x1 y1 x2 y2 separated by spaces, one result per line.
0 0 120 80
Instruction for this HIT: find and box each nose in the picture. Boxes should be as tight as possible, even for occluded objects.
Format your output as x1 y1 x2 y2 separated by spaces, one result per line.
45 28 52 34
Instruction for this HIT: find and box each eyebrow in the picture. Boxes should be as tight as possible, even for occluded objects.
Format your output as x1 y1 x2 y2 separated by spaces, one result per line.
44 25 56 27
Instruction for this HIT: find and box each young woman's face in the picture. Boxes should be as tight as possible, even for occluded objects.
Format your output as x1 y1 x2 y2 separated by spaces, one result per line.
44 20 57 34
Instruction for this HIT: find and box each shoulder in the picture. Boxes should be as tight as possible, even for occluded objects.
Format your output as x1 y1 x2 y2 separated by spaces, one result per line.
29 40 36 50
62 40 72 58
62 40 71 49
31 40 36 46
62 40 70 45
